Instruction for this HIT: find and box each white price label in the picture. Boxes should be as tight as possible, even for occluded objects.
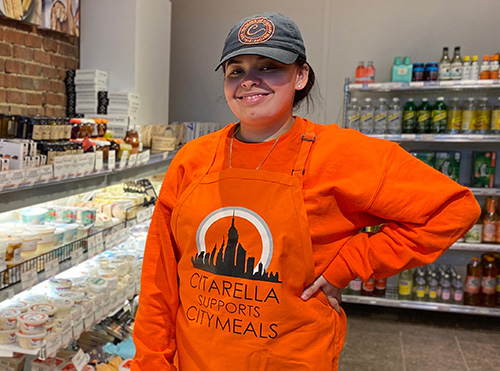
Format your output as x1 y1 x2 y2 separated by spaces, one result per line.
95 151 103 171
478 79 494 85
95 232 104 253
439 80 455 86
127 218 137 228
128 153 138 167
410 81 424 88
84 153 95 174
63 155 73 177
143 149 151 163
8 169 24 188
108 150 116 170
44 258 59 279
45 332 63 358
61 323 73 347
0 288 14 303
53 157 65 179
23 167 40 184
39 165 53 182
162 151 169 160
71 248 84 266
118 151 129 168
73 319 84 339
0 172 9 190
137 206 153 223
87 235 96 257
137 151 147 164
21 267 38 290
69 155 78 177
0 250 6 271
76 155 86 175
118 228 130 243
84 313 95 330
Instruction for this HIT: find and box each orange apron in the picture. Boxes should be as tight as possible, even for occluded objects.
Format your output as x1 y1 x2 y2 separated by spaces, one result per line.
171 122 346 370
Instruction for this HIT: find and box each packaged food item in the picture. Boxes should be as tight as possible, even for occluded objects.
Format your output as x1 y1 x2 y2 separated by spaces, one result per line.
29 303 57 323
411 152 435 167
58 290 85 305
49 277 73 296
119 359 133 371
5 235 23 261
53 227 65 247
0 328 16 344
49 298 74 318
4 300 28 313
20 231 40 253
16 329 46 349
18 312 48 334
22 294 48 305
20 208 48 225
471 152 496 188
434 152 461 183
30 356 65 371
0 308 20 330
31 225 55 250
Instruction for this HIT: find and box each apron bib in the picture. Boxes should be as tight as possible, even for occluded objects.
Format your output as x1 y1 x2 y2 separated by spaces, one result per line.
171 123 346 370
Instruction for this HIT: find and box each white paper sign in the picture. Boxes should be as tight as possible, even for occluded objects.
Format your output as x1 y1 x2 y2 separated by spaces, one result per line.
39 165 53 182
21 267 38 290
162 151 169 160
84 153 95 174
0 249 6 271
71 248 84 266
87 235 96 257
108 150 116 170
118 151 129 169
44 258 59 279
61 322 73 347
45 332 63 358
95 232 104 254
77 155 87 175
128 153 138 167
23 167 40 184
63 155 73 178
73 319 84 339
69 155 78 177
8 169 24 188
53 157 66 179
0 288 14 303
95 151 103 171
0 172 9 190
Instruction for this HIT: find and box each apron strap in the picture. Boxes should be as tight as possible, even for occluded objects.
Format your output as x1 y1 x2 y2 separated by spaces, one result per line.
292 122 316 175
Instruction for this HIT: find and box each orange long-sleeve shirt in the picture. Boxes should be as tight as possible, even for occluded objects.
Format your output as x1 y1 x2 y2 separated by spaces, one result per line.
132 117 480 369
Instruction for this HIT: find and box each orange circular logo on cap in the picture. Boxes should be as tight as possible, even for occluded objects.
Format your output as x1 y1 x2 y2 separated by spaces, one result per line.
238 17 275 45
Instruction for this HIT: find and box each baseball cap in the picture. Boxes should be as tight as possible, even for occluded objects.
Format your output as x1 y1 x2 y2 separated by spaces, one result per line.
215 12 307 71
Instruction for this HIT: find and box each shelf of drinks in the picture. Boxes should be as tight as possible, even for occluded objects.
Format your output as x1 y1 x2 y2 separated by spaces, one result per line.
343 287 500 317
0 150 177 214
366 133 500 143
0 204 153 302
348 79 500 92
450 242 500 252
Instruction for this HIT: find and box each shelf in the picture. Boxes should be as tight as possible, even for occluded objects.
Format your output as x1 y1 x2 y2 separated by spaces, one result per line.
343 294 500 317
366 133 500 143
469 187 500 196
348 80 500 92
450 242 500 252
0 150 177 213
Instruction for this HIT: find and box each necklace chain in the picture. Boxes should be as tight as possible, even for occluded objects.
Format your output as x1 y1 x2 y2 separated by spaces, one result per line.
229 126 281 170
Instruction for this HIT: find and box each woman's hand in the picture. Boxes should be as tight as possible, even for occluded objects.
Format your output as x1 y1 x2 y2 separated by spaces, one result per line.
301 275 342 315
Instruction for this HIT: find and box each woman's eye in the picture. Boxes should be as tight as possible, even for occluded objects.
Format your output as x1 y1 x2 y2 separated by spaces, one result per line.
261 66 276 71
227 69 243 76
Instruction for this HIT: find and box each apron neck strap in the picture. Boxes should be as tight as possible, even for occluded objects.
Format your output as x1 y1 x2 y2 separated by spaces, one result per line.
292 122 316 175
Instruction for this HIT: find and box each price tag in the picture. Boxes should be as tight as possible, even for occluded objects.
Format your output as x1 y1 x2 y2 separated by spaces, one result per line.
8 169 24 188
0 248 6 271
45 332 63 358
87 235 96 257
44 257 59 279
370 83 381 89
143 149 151 163
439 80 455 86
128 153 138 167
0 288 14 303
76 155 87 175
162 151 170 160
53 157 65 179
84 153 95 174
63 155 73 178
69 155 78 177
118 151 129 169
21 267 38 290
71 248 84 266
61 322 73 347
108 150 116 170
136 207 151 223
23 167 40 184
118 228 130 243
105 232 118 249
478 79 494 85
95 151 103 171
73 319 84 339
39 165 53 182
127 218 137 228
0 172 9 190
95 232 104 254
84 312 95 330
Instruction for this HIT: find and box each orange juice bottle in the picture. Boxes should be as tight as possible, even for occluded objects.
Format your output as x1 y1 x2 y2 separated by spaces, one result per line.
490 55 499 80
480 55 491 79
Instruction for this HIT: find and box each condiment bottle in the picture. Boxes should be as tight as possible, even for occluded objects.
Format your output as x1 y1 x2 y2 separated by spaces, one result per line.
481 255 498 307
124 130 140 155
464 257 482 306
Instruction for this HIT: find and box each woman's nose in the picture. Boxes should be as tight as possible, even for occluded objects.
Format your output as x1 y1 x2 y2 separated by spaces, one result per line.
241 71 261 88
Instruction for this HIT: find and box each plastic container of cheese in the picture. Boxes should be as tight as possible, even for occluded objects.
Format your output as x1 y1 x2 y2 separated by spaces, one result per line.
17 312 48 334
0 308 20 330
16 329 46 349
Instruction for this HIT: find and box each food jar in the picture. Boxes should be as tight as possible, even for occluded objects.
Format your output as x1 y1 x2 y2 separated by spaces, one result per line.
48 278 72 296
18 312 48 334
50 298 74 318
29 303 57 324
0 308 20 330
0 329 16 344
16 329 46 349
5 235 23 262
21 208 48 225
124 130 139 155
4 300 28 313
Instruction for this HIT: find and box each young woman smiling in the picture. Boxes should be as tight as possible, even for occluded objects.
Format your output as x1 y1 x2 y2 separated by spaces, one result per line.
132 12 480 370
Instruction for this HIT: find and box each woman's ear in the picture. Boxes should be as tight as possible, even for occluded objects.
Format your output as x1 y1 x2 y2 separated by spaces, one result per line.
296 64 310 90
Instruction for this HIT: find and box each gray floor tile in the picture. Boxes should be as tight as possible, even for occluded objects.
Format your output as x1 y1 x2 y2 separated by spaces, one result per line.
455 327 500 345
348 315 402 335
458 341 500 371
341 330 403 364
339 358 403 371
404 357 467 371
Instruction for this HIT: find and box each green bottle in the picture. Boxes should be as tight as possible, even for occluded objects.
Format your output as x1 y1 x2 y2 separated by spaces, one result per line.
402 98 417 133
398 269 414 300
417 98 432 133
431 97 448 133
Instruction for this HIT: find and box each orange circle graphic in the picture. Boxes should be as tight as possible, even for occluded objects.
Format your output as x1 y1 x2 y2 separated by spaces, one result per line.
238 17 275 45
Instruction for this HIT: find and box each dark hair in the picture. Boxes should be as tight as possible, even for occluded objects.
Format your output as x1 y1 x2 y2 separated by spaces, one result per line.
293 57 315 111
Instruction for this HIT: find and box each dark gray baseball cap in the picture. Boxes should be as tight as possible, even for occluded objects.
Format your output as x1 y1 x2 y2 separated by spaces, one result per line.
215 12 307 71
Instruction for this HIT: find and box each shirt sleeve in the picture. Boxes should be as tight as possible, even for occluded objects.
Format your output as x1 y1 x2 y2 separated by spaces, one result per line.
322 143 482 288
132 169 180 370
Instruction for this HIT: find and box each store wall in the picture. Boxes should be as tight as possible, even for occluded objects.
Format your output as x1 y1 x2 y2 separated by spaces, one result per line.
169 0 500 126
0 17 79 117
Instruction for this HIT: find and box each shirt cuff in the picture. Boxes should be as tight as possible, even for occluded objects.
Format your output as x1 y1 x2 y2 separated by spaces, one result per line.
322 254 355 289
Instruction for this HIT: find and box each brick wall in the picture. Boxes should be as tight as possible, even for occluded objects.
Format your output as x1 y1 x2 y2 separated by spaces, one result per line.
0 17 79 118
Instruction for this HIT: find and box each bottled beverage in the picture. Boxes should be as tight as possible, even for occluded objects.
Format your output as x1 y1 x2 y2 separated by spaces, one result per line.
447 97 462 134
491 97 500 134
431 97 447 133
480 55 491 80
450 46 462 80
464 257 482 306
424 62 439 81
481 255 498 307
490 55 499 80
360 98 374 134
349 277 362 295
461 56 471 80
345 98 361 130
366 60 375 83
461 97 477 134
402 98 417 133
438 47 451 80
470 55 480 80
416 98 432 133
413 269 427 301
373 98 388 134
361 278 375 296
482 197 497 243
373 278 387 297
387 97 403 134
475 97 491 134
452 274 464 304
398 269 413 300
439 273 452 303
355 61 366 83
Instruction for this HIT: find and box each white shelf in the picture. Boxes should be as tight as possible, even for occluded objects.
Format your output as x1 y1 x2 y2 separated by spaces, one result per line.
366 134 500 143
349 80 500 92
469 187 500 196
450 242 500 252
343 294 500 316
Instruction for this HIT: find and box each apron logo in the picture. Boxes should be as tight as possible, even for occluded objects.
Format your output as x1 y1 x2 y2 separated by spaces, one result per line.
193 207 280 283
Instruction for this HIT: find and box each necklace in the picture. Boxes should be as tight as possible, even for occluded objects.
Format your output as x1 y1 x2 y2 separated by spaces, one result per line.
229 125 281 170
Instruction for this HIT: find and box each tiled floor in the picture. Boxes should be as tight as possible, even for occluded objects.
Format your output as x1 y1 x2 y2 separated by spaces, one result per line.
338 303 500 371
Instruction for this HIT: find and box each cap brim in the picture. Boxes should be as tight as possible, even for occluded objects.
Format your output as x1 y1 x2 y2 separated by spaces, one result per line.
215 47 299 71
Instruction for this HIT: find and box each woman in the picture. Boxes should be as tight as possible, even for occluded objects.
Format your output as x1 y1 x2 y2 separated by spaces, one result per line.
132 12 480 370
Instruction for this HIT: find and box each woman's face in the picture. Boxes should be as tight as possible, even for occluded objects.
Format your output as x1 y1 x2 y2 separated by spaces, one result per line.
224 55 308 129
